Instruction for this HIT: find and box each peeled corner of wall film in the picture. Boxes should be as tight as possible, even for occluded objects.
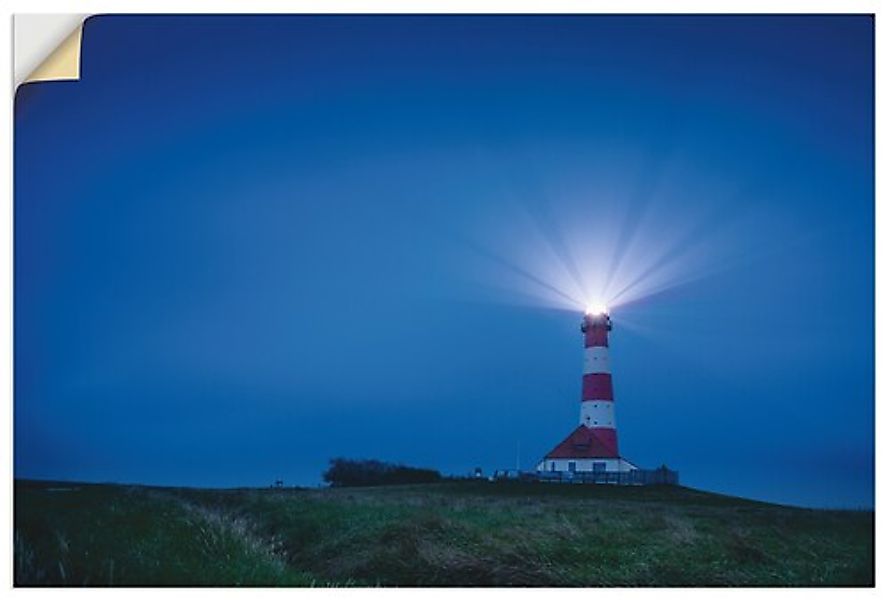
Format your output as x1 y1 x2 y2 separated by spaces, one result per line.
14 14 90 91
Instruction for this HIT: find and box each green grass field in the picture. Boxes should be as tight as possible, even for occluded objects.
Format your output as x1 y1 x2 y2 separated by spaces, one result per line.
14 479 873 587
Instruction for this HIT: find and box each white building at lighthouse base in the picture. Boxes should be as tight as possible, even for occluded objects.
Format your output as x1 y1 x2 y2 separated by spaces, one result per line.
538 457 638 473
535 424 638 474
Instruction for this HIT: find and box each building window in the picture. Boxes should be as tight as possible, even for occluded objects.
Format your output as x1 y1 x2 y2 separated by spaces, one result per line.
568 461 577 473
593 462 606 472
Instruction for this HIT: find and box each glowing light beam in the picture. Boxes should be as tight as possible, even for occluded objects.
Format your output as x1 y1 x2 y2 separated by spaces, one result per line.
459 154 766 318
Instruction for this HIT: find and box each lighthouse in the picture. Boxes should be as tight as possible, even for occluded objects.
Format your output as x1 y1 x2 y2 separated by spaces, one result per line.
536 308 638 474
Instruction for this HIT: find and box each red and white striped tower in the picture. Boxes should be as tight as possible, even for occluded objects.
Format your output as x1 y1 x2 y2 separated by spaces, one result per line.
579 310 618 453
536 309 637 473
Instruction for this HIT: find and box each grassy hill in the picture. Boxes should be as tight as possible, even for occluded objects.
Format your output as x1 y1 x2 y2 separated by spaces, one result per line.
14 479 873 586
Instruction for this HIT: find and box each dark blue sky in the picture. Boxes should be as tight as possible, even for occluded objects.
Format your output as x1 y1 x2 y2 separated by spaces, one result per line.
15 15 873 508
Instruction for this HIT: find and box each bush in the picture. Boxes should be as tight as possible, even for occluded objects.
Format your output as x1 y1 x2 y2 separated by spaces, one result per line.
323 458 441 487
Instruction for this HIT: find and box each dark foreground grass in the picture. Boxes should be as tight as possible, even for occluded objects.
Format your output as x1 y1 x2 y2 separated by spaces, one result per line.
14 479 873 586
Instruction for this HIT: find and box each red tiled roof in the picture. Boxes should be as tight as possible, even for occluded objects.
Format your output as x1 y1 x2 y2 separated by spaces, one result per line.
543 425 620 459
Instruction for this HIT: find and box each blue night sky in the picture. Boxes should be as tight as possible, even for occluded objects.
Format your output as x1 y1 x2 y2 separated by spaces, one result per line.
15 15 873 508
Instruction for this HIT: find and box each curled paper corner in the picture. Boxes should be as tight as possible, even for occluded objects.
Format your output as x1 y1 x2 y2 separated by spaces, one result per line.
14 14 90 91
25 24 84 85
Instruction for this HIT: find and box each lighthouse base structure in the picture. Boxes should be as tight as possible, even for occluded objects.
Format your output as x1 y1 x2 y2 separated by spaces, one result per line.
535 425 639 474
538 457 638 473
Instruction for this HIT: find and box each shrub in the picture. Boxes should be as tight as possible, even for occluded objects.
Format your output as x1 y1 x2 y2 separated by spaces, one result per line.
323 458 441 487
